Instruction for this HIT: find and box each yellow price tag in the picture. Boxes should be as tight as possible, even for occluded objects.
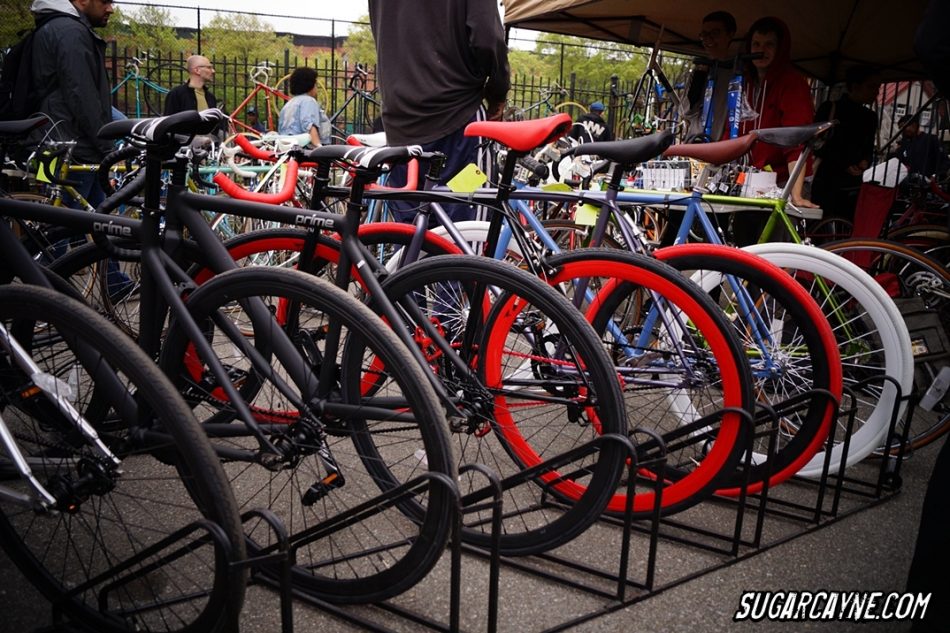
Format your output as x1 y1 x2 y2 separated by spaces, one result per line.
446 163 487 193
36 153 59 184
574 202 600 226
541 182 572 192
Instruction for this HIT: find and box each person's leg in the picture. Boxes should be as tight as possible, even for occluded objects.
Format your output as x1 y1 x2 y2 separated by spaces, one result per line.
907 434 950 632
70 171 132 297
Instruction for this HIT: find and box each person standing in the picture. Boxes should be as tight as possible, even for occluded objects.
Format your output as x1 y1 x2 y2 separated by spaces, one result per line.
569 101 613 143
733 16 816 245
30 0 113 174
686 10 739 142
163 55 218 115
368 0 510 223
277 67 330 147
246 105 267 134
893 114 949 178
811 66 882 222
30 0 130 295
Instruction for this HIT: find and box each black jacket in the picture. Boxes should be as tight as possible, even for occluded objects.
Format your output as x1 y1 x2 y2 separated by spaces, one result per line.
30 8 112 163
163 83 219 116
369 0 509 145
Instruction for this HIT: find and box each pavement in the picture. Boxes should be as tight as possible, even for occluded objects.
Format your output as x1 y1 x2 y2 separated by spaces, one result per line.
1 430 942 633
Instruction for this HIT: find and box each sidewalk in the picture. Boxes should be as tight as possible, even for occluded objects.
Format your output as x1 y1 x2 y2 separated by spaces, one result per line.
1 438 939 632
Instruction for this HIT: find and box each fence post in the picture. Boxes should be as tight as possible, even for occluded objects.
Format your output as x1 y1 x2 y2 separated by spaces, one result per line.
607 74 619 136
559 43 565 88
568 72 576 102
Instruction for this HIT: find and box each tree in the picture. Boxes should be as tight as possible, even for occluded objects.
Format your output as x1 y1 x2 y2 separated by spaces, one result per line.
342 15 376 66
200 13 293 61
0 5 34 50
111 6 186 58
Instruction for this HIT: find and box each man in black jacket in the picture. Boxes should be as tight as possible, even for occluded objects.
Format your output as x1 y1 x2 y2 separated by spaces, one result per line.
30 0 113 167
164 55 218 115
369 0 509 222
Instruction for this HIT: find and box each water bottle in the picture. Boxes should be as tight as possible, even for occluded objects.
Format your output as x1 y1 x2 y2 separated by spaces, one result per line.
726 74 742 139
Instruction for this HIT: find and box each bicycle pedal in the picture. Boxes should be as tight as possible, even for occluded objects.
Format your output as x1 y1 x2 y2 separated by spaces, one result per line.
301 472 345 506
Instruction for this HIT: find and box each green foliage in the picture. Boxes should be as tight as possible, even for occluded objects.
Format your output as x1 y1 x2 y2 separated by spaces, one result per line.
110 6 188 57
0 5 33 50
200 13 294 61
342 16 376 66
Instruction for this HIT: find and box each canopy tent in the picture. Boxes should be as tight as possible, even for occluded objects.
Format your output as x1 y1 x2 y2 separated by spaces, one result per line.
503 0 929 84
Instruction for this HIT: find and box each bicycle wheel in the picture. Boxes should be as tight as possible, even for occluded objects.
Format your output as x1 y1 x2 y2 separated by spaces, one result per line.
158 266 456 604
806 217 853 244
820 239 950 454
380 255 629 555
548 249 754 514
145 62 188 116
886 224 950 251
0 285 244 632
554 101 588 121
655 244 842 492
745 243 914 477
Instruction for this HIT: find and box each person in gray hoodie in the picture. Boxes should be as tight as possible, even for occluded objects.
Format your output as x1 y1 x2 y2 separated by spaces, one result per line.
30 0 113 169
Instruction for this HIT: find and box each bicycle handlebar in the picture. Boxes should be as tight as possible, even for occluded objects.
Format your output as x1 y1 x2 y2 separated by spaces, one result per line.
212 158 299 204
233 134 277 161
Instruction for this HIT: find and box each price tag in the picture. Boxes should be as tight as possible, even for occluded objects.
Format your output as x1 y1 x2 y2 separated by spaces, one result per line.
36 153 58 184
446 163 487 193
541 182 572 192
574 202 601 226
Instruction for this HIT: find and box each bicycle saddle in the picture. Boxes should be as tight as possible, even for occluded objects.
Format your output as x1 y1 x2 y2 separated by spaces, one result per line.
303 144 431 170
98 109 228 143
347 132 388 147
570 129 674 166
464 113 573 153
663 134 756 166
0 116 48 138
753 121 835 147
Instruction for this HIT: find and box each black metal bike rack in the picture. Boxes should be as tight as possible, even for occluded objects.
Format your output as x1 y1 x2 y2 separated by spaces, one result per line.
32 383 916 633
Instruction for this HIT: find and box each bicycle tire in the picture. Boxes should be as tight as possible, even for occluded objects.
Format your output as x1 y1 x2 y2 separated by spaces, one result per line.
745 243 914 477
158 266 456 604
380 255 629 555
547 248 753 514
654 244 842 492
144 62 188 116
0 285 244 632
820 238 950 454
886 224 950 251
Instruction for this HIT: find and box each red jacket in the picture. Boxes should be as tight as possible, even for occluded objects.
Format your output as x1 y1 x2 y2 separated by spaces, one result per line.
740 18 814 183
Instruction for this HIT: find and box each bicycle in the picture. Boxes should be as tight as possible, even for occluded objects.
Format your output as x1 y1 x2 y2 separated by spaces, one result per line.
327 64 381 141
503 81 587 122
1 110 463 602
211 117 767 517
549 122 913 476
229 63 291 136
0 257 245 628
9 110 634 566
110 55 175 117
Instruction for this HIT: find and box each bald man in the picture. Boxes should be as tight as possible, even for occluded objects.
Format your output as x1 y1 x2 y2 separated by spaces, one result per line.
163 54 218 115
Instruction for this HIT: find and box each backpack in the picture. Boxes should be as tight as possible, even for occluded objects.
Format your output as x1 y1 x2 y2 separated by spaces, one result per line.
0 14 69 121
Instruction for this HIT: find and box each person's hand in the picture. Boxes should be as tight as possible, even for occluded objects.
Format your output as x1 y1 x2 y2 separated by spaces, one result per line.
486 99 506 121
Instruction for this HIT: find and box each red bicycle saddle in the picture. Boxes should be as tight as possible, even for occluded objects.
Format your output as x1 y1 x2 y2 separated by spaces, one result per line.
464 113 573 153
663 134 757 166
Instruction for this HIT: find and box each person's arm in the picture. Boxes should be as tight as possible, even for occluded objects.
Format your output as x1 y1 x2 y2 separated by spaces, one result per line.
55 26 109 148
467 0 510 118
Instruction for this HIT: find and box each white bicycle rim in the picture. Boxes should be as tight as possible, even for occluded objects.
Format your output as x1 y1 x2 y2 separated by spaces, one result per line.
744 243 913 478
